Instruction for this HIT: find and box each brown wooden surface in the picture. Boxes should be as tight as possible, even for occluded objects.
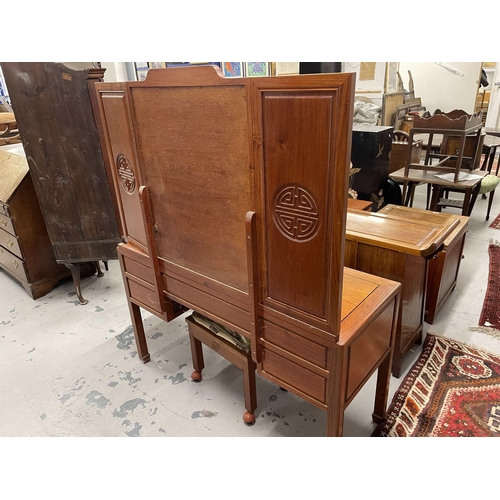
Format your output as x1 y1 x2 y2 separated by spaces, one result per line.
347 199 372 211
1 62 121 265
0 157 69 298
93 66 401 437
345 205 461 376
378 204 469 324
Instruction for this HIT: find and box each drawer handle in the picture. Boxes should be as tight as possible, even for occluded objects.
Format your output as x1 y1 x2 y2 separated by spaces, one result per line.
0 220 7 227
12 260 19 269
7 240 14 247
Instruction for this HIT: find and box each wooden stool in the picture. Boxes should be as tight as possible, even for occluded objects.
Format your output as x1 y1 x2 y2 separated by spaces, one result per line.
186 314 257 425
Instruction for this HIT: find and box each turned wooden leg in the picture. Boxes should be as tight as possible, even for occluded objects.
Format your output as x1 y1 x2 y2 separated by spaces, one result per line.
242 357 257 425
486 190 495 221
94 261 104 277
65 263 88 305
103 260 109 271
189 331 205 381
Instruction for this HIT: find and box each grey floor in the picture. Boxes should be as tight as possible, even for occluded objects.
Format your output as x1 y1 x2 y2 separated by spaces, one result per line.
1 178 500 438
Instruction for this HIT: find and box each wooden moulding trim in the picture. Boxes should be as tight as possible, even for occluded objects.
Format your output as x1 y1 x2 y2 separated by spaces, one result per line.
159 258 249 310
124 272 155 291
129 297 167 321
260 305 339 347
117 243 150 266
260 339 329 377
163 290 250 339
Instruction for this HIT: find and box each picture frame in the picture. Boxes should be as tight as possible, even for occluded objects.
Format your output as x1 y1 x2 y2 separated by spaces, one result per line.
221 62 244 78
245 62 269 78
148 62 166 69
134 62 149 81
384 62 400 94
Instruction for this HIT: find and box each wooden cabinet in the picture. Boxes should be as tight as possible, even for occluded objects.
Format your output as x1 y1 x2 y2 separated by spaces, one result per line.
0 150 69 298
1 62 122 304
377 205 469 325
351 125 393 205
345 205 461 377
91 66 402 436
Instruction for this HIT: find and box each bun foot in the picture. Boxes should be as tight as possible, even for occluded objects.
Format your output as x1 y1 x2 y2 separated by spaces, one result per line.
191 371 202 382
243 411 255 425
279 387 288 392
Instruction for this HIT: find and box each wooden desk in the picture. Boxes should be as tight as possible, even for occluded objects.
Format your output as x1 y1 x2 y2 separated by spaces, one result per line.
345 206 459 377
376 205 469 325
390 167 487 216
93 66 402 436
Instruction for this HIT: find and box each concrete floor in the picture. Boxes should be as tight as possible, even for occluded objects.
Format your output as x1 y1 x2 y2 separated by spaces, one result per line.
1 177 500 438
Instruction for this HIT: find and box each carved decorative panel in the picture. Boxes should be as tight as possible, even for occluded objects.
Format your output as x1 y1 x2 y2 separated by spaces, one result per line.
116 154 136 194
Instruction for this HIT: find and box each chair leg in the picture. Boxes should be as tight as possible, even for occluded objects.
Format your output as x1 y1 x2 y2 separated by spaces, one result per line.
487 189 496 221
189 332 205 381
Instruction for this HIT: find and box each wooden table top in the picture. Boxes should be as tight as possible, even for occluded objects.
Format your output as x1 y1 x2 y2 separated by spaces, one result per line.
483 134 500 147
347 198 372 211
346 206 459 257
484 127 500 138
389 167 487 188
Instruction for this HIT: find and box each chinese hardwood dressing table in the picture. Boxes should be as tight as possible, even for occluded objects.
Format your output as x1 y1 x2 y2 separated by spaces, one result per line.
91 66 401 436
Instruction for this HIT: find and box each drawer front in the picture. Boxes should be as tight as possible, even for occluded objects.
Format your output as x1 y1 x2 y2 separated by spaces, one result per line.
261 349 327 404
123 255 155 285
127 278 162 313
0 212 15 236
0 245 28 282
0 227 22 259
262 320 328 369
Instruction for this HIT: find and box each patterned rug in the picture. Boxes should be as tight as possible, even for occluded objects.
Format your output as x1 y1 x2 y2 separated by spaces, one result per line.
490 213 500 230
478 241 500 331
372 333 500 437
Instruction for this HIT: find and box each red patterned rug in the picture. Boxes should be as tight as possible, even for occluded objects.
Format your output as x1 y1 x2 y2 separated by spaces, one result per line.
478 242 500 331
372 333 500 437
490 213 500 230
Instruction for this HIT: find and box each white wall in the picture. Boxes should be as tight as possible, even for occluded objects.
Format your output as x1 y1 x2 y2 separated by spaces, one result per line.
398 62 482 114
100 62 128 82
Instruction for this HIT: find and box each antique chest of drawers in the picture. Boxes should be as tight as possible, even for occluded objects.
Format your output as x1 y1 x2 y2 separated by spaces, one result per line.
0 149 69 298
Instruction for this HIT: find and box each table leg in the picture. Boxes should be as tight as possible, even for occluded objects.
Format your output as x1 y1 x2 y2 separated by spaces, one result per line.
429 185 442 212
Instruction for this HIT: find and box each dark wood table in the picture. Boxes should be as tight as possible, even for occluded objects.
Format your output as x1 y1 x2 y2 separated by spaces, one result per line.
482 134 500 175
390 167 487 216
484 127 500 138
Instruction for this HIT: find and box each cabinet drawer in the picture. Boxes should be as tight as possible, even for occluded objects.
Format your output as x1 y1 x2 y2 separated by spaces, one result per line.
262 320 328 369
0 212 15 236
261 348 327 404
0 228 22 259
127 278 162 313
0 245 28 282
122 255 155 285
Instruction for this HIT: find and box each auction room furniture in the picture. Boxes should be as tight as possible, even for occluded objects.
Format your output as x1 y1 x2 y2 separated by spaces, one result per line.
0 149 70 298
347 198 373 211
481 135 500 175
350 124 393 208
376 205 469 325
92 66 401 437
1 62 122 304
390 167 487 216
344 206 459 377
0 112 20 146
186 313 257 424
404 109 483 185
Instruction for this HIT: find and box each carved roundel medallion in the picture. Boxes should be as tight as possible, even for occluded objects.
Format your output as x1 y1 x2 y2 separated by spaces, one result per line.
116 154 136 194
272 184 320 242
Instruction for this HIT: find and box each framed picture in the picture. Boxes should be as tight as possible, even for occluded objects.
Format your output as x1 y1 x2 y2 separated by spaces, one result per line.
384 62 400 94
245 62 269 78
134 62 149 81
148 62 166 69
221 62 244 78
